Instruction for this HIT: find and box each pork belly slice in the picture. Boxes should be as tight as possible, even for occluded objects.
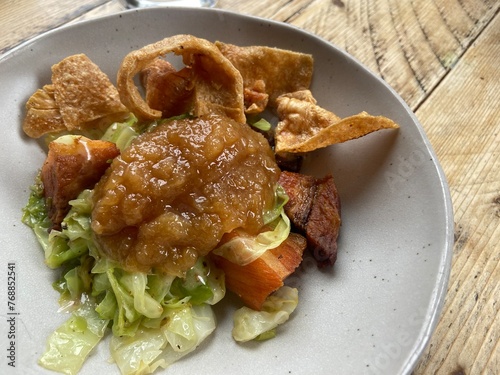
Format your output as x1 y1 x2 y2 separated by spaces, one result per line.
41 136 120 229
278 171 341 267
211 232 306 311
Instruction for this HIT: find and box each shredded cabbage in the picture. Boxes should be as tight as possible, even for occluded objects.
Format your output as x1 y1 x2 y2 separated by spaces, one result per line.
23 186 225 375
22 185 94 270
232 286 298 342
21 174 50 229
212 211 290 266
262 184 289 225
110 304 216 375
101 115 140 151
38 297 109 375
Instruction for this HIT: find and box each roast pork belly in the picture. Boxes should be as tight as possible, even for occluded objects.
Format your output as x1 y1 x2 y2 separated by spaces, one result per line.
41 136 120 229
279 171 341 267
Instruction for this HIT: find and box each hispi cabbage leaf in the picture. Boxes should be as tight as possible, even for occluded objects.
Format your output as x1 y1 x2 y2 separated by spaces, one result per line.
170 257 225 306
110 304 216 375
262 184 289 225
212 185 290 266
38 296 109 375
100 115 140 151
247 116 272 131
21 174 50 230
232 286 298 342
23 181 225 375
22 183 94 270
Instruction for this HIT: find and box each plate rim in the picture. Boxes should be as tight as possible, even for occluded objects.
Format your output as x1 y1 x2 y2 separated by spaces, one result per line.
0 6 455 375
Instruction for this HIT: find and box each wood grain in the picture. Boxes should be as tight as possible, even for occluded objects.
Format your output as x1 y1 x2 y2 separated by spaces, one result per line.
412 13 500 375
0 0 107 55
221 0 499 110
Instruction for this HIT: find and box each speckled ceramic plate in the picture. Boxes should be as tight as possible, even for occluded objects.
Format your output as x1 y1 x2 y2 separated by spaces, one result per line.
0 7 453 375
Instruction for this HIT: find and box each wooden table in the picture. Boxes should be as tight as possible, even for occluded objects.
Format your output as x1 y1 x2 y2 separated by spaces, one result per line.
1 0 498 374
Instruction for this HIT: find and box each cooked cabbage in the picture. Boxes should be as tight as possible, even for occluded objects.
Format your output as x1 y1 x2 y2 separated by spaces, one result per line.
232 286 298 342
212 185 290 266
38 297 109 375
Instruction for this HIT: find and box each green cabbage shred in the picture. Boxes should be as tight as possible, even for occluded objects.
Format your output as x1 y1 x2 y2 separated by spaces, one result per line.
232 286 298 342
212 185 290 265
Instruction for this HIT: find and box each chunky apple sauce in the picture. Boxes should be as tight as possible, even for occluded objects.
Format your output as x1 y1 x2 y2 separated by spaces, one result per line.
91 113 280 277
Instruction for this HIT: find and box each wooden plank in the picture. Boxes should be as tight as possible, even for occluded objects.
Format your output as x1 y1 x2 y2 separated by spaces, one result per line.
220 0 310 20
0 0 106 55
69 1 124 23
222 0 499 109
412 12 500 375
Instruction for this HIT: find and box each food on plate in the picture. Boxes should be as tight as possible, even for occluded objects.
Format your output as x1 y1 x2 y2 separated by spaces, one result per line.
274 89 399 153
91 114 280 277
22 84 64 138
42 136 120 230
116 34 245 122
278 171 341 267
21 34 399 375
140 58 193 118
212 232 306 310
23 54 129 138
232 285 298 342
215 41 314 114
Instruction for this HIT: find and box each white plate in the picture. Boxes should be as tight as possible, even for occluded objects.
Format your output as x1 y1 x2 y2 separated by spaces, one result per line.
0 7 453 375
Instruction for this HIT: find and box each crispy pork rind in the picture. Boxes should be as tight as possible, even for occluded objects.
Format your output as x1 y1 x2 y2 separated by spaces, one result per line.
274 90 400 153
23 54 129 138
215 41 314 114
23 85 65 138
140 58 194 118
117 34 245 123
52 54 129 130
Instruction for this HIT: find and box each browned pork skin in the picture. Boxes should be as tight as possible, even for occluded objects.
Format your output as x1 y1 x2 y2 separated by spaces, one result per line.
140 58 194 118
278 171 341 267
41 136 120 230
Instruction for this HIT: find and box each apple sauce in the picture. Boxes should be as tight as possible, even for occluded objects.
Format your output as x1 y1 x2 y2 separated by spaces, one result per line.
91 114 280 277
